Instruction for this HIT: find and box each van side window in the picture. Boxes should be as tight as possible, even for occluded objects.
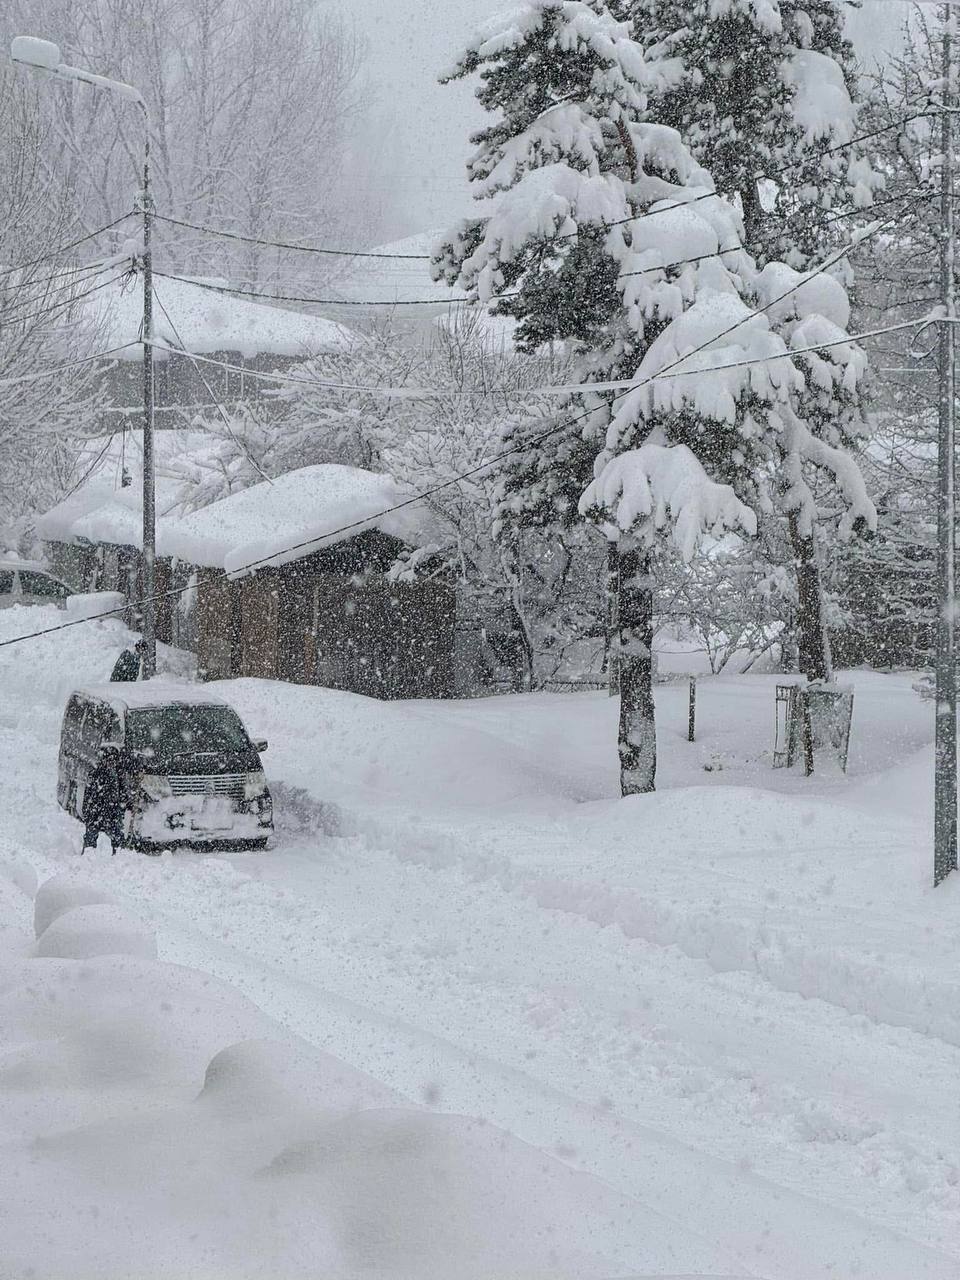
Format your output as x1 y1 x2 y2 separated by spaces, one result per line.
80 702 117 757
0 570 13 594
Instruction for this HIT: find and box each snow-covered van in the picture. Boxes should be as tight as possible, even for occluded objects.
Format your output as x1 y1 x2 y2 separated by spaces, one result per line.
58 683 273 851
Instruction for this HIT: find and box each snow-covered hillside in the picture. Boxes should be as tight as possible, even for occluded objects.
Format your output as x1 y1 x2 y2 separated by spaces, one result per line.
0 604 958 1278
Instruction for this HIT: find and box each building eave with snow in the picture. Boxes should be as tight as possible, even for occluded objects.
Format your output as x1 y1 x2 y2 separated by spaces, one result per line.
161 464 455 698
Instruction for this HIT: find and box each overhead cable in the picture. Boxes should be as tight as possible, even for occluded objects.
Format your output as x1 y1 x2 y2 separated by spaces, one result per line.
0 200 915 651
148 111 930 265
144 316 925 401
150 187 936 309
0 343 137 388
0 214 135 280
1 268 130 330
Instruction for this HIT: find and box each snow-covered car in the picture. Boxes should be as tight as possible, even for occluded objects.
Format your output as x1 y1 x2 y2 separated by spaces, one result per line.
58 683 273 852
0 557 72 609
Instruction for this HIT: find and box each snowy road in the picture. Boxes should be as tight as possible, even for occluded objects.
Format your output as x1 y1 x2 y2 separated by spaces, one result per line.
1 610 958 1278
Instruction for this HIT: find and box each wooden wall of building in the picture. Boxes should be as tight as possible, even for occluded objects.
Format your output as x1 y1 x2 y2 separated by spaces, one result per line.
191 534 456 699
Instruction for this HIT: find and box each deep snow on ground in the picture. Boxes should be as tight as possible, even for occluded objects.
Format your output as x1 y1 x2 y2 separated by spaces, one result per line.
0 604 958 1279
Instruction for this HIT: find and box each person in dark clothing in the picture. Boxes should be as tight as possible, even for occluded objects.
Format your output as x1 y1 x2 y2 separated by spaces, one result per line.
81 744 125 854
110 639 146 682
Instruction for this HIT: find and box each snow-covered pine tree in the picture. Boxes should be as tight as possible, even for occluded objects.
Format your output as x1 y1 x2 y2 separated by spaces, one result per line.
630 0 881 680
434 0 870 793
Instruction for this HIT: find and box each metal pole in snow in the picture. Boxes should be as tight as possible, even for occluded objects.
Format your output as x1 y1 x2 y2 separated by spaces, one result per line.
935 3 958 887
687 675 696 742
140 107 157 679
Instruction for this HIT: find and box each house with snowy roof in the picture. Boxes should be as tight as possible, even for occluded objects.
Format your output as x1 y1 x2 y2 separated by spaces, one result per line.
39 460 456 700
81 265 355 430
157 464 455 698
36 428 219 611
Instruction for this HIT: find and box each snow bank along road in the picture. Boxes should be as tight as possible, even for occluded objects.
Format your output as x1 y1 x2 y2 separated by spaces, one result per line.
1 606 958 1278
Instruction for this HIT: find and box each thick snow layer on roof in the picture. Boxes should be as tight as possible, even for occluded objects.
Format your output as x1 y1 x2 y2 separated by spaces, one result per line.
159 464 439 574
86 271 354 360
76 680 229 711
36 429 219 549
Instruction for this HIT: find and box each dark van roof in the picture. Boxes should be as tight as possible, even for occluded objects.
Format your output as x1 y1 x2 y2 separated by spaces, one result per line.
72 682 231 715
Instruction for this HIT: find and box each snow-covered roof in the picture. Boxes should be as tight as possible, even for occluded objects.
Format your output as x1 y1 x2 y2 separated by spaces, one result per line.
37 429 217 549
75 681 230 712
334 232 452 310
82 265 355 360
159 464 440 575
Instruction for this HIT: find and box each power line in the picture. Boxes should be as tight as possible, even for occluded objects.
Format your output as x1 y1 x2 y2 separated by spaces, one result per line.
150 187 933 310
0 343 137 388
1 268 130 330
151 213 431 260
151 268 469 307
0 256 121 293
0 214 135 281
147 111 929 265
144 315 924 401
0 201 910 652
151 284 272 484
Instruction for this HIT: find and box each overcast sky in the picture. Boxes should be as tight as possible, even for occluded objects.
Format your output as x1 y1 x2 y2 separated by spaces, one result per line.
343 0 906 247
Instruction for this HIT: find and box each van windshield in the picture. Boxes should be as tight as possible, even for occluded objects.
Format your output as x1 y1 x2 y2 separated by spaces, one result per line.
126 705 250 757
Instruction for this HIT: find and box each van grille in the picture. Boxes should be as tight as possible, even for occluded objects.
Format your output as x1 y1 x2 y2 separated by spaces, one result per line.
168 773 246 800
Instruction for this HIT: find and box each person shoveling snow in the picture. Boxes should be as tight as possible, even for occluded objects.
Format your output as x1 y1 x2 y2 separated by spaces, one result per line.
110 638 146 682
81 742 125 855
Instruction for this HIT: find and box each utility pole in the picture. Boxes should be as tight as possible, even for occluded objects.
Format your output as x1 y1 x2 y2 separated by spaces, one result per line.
140 124 156 678
935 3 958 887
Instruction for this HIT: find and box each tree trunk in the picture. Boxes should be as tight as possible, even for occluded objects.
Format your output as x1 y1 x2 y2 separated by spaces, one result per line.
605 538 620 696
788 513 833 682
500 535 535 692
618 539 656 795
740 181 765 255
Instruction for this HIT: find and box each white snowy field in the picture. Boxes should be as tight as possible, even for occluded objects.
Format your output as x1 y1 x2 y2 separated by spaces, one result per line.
0 606 958 1279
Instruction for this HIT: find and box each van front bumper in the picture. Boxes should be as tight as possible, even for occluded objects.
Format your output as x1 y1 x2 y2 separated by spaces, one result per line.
132 792 273 849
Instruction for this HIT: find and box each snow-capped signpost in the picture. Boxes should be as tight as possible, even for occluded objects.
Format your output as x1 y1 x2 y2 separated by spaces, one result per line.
434 0 873 798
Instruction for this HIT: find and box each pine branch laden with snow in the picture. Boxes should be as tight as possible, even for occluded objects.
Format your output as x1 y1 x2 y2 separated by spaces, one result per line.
633 0 882 271
579 441 758 561
752 260 877 538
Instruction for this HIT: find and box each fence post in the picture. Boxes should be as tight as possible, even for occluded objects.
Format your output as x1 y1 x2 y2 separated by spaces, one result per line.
688 675 696 742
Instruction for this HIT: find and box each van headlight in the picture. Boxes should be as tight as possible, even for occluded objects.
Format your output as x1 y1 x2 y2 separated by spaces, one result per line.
244 770 267 800
140 774 172 800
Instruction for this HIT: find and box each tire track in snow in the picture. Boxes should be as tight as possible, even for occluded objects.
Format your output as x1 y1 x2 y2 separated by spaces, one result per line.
110 869 958 1280
358 807 960 1047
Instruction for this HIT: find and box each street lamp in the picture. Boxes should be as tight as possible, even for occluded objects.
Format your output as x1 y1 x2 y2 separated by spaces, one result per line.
11 35 157 679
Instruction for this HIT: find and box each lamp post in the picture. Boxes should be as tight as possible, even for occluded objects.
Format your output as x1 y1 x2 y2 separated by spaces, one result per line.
11 35 157 678
935 7 958 887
